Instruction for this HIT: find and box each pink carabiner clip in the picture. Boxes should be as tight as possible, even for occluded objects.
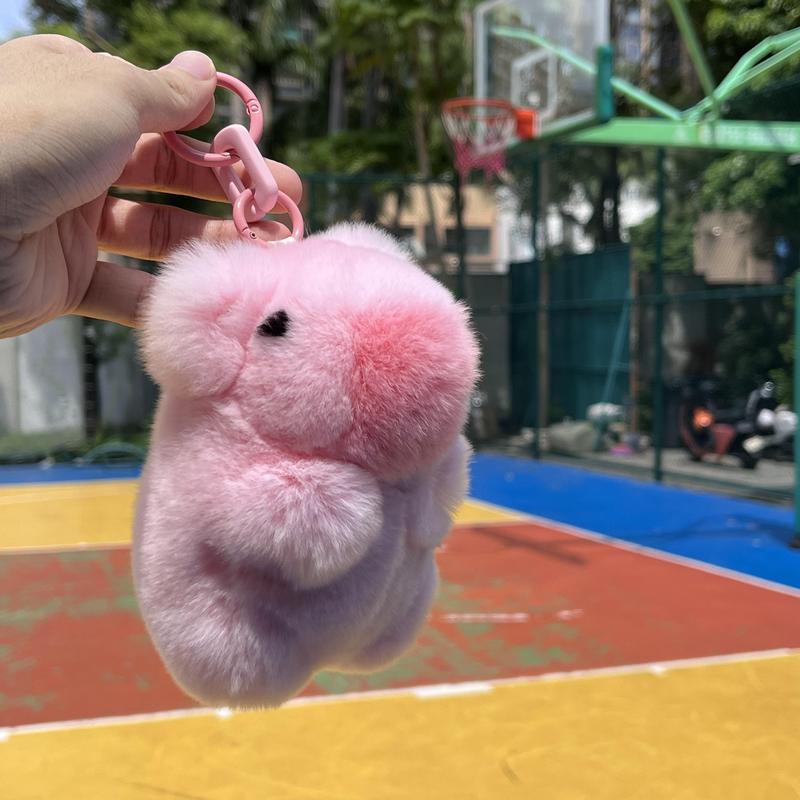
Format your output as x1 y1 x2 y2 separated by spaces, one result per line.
211 127 304 242
163 73 262 166
213 125 278 219
162 69 305 244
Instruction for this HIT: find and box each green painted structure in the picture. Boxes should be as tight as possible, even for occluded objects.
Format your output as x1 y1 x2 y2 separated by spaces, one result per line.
499 0 800 541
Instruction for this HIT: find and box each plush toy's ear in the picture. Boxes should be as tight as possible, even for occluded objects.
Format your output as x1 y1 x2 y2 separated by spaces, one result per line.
317 222 412 261
140 241 273 398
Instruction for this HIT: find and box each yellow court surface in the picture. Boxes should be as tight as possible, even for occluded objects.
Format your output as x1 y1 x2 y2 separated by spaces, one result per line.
0 479 521 551
3 475 799 800
2 651 798 800
0 480 138 550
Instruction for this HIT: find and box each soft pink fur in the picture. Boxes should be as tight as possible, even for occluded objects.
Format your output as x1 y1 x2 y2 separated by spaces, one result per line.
133 223 479 707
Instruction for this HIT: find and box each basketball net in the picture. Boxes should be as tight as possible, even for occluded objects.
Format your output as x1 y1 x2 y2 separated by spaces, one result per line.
441 98 537 180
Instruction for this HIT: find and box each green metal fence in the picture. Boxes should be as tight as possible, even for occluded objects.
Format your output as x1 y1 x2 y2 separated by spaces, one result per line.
301 166 797 509
489 255 794 503
0 166 796 515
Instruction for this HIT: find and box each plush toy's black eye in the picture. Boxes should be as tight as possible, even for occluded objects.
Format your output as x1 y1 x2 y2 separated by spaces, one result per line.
257 310 289 338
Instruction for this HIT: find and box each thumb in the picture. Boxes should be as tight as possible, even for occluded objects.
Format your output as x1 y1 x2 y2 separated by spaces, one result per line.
123 50 217 134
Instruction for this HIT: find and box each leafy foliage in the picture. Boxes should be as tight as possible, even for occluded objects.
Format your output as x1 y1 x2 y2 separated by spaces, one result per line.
26 0 475 172
285 130 411 175
19 0 800 413
715 297 792 403
31 0 248 68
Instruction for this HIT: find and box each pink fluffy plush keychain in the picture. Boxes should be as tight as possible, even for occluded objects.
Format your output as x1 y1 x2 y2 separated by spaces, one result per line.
132 72 479 707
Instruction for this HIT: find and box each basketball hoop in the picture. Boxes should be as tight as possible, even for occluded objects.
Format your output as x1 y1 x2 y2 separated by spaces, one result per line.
442 98 537 179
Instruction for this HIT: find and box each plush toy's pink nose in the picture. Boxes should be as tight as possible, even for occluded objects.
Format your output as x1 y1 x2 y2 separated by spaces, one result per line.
344 303 477 478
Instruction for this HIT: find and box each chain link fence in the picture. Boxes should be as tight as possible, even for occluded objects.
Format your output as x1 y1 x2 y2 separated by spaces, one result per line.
0 160 796 506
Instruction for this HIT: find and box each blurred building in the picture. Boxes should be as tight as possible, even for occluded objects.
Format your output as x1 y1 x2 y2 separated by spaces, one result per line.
378 177 655 275
378 183 532 274
693 211 777 285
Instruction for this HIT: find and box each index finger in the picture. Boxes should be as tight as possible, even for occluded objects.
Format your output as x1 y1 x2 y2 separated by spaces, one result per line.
114 133 303 210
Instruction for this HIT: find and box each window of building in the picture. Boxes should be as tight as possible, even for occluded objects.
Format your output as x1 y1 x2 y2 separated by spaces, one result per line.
444 227 492 256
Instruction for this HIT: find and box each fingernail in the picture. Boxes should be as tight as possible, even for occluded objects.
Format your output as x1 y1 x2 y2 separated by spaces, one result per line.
161 50 214 80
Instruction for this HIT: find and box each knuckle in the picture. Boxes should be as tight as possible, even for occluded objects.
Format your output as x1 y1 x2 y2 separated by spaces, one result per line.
148 204 174 257
152 137 181 190
160 70 193 105
95 205 110 245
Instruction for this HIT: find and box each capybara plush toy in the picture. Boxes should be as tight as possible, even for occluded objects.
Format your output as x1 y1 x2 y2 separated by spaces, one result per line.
134 223 479 707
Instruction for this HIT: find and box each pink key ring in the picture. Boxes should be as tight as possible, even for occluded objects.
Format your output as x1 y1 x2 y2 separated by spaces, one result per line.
233 188 304 245
162 72 263 166
162 69 304 243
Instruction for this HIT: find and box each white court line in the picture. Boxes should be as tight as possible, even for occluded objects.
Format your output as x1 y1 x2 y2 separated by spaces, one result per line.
441 612 530 623
413 681 493 699
0 541 129 556
465 498 800 599
1 647 796 740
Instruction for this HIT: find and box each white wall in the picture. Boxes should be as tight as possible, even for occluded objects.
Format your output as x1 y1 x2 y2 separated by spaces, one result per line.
1 318 84 436
0 316 156 443
0 336 19 434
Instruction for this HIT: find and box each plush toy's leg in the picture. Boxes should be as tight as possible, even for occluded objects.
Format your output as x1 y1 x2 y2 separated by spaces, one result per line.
347 560 438 671
138 547 315 710
160 595 314 708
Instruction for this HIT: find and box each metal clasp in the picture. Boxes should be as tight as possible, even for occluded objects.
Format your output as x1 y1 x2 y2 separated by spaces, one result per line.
162 70 304 244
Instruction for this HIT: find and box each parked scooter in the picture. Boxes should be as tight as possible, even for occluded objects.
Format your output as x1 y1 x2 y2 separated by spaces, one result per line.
740 382 796 462
678 380 794 469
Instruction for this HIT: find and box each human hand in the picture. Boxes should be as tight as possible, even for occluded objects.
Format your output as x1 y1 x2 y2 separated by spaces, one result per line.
0 34 302 337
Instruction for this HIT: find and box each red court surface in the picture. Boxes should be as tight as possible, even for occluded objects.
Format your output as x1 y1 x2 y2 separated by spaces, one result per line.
2 520 799 728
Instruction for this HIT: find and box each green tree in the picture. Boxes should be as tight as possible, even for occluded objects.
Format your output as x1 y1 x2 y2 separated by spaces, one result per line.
27 0 326 153
30 0 249 69
618 2 800 411
289 0 473 177
696 0 800 404
699 0 800 76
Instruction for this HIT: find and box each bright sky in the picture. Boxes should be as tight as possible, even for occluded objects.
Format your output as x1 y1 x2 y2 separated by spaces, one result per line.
0 0 30 40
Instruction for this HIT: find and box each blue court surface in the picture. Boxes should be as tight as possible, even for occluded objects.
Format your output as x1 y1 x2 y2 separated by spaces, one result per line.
0 462 142 483
470 454 799 591
2 453 798 590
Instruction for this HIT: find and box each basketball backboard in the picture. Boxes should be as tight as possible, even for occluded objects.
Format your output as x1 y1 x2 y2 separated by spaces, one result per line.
475 0 610 137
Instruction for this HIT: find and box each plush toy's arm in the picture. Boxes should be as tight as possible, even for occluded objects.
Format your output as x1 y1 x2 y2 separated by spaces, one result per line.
433 434 472 512
407 435 471 550
213 458 383 589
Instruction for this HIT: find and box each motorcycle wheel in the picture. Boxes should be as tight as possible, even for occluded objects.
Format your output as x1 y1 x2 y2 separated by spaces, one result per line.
738 453 758 470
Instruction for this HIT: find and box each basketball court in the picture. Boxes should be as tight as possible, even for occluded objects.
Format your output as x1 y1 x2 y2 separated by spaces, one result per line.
3 0 800 797
1 455 799 798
